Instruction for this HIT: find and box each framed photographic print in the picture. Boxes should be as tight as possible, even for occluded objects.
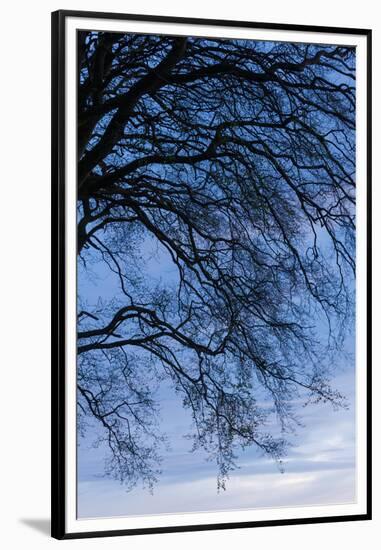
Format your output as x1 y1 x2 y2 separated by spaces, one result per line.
51 9 372 540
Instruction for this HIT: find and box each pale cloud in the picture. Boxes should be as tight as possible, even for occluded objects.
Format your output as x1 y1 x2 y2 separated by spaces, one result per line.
77 367 356 519
78 467 355 518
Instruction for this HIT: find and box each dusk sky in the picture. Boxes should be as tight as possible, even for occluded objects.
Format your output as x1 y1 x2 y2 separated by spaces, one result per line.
76 34 356 520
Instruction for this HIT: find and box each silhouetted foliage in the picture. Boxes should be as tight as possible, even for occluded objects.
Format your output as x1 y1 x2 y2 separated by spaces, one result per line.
77 30 355 491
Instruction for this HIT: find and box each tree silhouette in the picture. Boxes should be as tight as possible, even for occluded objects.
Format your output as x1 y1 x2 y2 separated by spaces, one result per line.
77 30 355 491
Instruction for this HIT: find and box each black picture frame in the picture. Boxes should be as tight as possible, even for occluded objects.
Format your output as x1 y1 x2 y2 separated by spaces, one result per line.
51 9 372 540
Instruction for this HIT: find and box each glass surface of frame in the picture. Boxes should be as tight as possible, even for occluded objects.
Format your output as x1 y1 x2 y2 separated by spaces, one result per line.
51 9 372 540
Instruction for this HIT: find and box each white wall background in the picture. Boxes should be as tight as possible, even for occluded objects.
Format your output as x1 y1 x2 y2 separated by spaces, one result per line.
0 0 379 548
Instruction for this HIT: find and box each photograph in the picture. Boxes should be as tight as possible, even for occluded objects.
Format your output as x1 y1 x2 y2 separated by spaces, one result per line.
51 10 371 539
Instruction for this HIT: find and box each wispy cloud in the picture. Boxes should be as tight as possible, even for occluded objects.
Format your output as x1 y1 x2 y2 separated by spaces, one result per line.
77 368 356 518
